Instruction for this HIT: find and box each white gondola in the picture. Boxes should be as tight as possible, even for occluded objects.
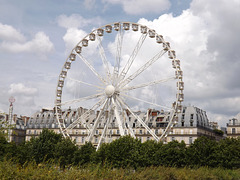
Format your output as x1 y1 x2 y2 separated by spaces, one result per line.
105 25 112 33
65 62 71 69
178 93 184 102
172 59 180 68
163 42 170 51
156 35 163 43
149 30 155 38
75 46 82 54
177 81 184 90
58 80 64 87
132 24 138 31
175 70 183 79
60 71 67 78
97 28 104 36
70 54 76 61
57 90 62 97
89 33 96 41
168 50 176 59
140 26 147 34
114 23 120 31
123 23 130 30
82 39 88 47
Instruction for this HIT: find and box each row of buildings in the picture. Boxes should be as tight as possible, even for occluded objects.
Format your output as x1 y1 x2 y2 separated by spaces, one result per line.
0 106 239 146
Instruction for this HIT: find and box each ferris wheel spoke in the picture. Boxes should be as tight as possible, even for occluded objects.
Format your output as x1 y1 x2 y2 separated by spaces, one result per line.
87 98 109 142
121 76 176 92
121 93 172 111
118 33 147 83
97 36 112 83
76 53 107 85
64 97 106 132
58 92 104 106
113 27 124 84
119 50 167 88
66 77 104 89
116 96 159 141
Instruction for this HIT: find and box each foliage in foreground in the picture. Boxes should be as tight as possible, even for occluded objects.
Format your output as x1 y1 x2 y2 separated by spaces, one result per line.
0 159 240 180
1 129 240 169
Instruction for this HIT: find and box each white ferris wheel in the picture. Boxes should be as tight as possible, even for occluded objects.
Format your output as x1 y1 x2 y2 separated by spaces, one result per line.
55 22 184 149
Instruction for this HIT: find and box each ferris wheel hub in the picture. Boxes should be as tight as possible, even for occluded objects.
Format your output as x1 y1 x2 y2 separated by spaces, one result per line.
105 85 115 97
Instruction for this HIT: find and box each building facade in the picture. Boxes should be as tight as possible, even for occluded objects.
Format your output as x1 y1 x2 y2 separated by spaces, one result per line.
25 106 223 146
0 110 27 144
227 113 240 138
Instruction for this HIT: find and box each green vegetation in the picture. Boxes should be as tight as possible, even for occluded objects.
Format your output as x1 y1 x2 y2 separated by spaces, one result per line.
0 129 240 179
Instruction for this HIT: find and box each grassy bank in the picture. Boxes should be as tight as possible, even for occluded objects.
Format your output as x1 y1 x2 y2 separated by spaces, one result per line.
1 160 240 180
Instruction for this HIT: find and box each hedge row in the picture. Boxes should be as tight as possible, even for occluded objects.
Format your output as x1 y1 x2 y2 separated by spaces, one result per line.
1 129 240 169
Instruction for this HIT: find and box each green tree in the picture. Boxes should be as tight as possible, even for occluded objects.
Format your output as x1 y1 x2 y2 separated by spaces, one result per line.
73 142 95 165
55 137 78 167
214 137 240 169
186 136 217 167
155 140 186 167
138 140 159 167
95 136 142 168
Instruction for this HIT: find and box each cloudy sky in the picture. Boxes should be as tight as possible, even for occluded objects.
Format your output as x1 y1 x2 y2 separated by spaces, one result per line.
0 0 239 127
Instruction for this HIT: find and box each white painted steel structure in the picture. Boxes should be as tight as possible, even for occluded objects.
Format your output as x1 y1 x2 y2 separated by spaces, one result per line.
55 22 184 149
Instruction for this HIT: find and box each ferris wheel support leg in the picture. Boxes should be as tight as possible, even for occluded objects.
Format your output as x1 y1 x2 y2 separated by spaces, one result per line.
96 114 111 151
117 96 159 141
112 97 125 136
87 98 108 142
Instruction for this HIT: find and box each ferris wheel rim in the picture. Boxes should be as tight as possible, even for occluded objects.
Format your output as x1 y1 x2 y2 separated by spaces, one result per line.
54 22 184 148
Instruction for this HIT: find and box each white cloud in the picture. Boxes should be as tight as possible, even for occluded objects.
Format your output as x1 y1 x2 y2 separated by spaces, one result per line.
0 23 25 42
8 83 38 96
7 83 39 115
62 28 87 53
57 14 103 29
0 30 54 55
84 0 96 10
126 0 240 125
103 0 171 15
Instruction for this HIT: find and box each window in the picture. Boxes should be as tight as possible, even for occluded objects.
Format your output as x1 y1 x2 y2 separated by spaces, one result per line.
95 137 98 143
182 108 186 113
189 137 193 144
95 130 99 135
139 130 142 134
190 114 194 119
117 130 120 134
232 128 236 134
181 121 184 127
233 119 236 125
190 121 193 126
133 123 135 128
182 114 185 120
155 129 158 134
171 137 175 141
76 130 78 134
147 137 150 141
81 137 85 143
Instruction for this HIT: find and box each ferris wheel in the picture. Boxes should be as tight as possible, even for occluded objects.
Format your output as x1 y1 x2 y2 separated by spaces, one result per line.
55 22 184 149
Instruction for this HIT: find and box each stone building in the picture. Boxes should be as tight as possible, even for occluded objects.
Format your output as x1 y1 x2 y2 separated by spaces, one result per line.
227 113 240 138
25 106 223 146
